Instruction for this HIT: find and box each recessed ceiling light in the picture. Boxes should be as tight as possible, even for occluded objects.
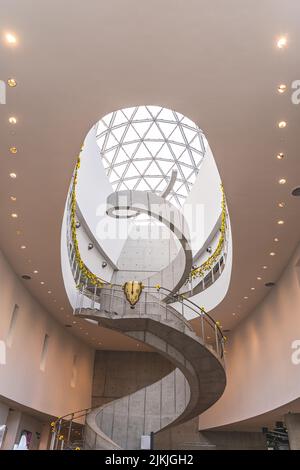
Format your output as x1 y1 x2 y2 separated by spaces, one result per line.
244 296 248 300
263 266 268 269
7 78 17 87
277 220 285 225
11 213 18 218
274 238 279 242
251 287 255 291
257 277 262 281
72 321 77 324
8 116 17 124
278 121 287 129
277 84 287 94
10 196 16 201
277 37 287 49
9 147 17 154
278 202 285 208
270 252 276 256
53 299 57 303
4 32 17 44
47 290 52 294
33 270 38 274
60 307 64 311
9 172 17 178
277 153 284 160
232 312 236 316
279 178 286 185
40 281 45 285
20 245 26 249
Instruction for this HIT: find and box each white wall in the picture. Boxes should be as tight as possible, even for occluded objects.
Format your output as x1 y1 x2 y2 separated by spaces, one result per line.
76 127 131 266
199 242 300 430
0 250 94 419
183 144 222 256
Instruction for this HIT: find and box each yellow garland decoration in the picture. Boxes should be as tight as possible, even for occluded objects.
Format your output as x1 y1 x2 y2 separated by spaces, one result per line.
188 184 227 281
70 156 108 288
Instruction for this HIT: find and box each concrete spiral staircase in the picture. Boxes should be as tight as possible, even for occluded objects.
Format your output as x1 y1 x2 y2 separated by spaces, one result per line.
68 189 226 450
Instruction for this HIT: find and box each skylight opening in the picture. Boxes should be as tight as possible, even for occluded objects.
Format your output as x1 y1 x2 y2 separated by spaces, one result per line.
96 105 206 207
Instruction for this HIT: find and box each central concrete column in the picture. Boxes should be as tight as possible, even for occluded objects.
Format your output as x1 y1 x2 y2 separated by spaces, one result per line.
285 413 300 450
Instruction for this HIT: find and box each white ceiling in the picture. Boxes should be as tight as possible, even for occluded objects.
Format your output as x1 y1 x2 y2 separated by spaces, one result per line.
0 0 300 350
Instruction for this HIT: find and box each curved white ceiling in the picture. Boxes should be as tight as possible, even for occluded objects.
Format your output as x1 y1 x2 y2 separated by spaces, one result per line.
96 106 207 207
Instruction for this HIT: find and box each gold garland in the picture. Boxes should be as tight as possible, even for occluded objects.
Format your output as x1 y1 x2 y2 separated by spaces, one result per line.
188 184 227 281
70 156 108 288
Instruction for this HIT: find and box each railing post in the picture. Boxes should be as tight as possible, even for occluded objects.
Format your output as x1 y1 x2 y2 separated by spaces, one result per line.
201 312 205 343
67 413 74 447
215 325 220 357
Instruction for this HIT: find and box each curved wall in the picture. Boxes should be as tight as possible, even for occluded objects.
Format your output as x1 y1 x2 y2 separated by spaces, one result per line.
0 250 94 418
199 242 300 430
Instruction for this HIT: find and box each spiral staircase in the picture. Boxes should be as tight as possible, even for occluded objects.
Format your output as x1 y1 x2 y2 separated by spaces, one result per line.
54 181 227 450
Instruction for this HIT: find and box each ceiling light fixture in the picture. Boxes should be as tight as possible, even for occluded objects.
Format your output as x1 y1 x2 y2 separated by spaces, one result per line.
4 32 17 44
11 213 18 218
232 312 236 316
9 172 17 179
278 121 287 129
9 147 17 154
20 245 26 249
47 290 52 294
277 153 284 160
277 37 287 49
10 196 16 201
7 78 17 87
279 178 286 185
263 266 268 269
33 270 38 274
270 252 276 256
244 296 248 300
251 287 255 291
274 238 279 242
8 116 17 124
257 277 262 281
277 84 287 93
40 281 45 285
277 220 285 225
278 202 285 208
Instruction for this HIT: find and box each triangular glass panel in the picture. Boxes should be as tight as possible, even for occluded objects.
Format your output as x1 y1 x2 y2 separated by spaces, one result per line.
145 161 161 176
113 148 130 165
157 144 174 161
123 125 140 143
168 126 184 143
157 160 175 175
154 178 167 192
133 106 152 121
144 123 164 141
134 142 152 160
169 143 185 159
110 170 121 183
189 135 203 152
144 141 165 157
122 107 136 120
126 164 141 178
122 142 139 158
102 112 113 127
96 121 108 137
102 148 116 164
146 105 162 119
174 111 185 122
135 179 151 191
112 111 129 127
124 179 137 190
106 132 119 150
111 125 127 143
178 149 193 166
182 126 198 144
157 108 175 122
180 165 194 179
132 160 148 175
157 122 177 139
191 150 203 166
131 121 151 140
114 162 128 178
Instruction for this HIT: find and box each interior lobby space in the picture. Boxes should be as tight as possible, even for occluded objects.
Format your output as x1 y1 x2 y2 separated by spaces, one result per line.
1 0 300 453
